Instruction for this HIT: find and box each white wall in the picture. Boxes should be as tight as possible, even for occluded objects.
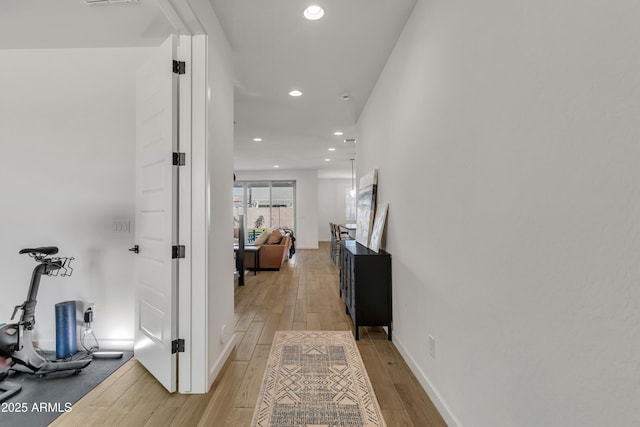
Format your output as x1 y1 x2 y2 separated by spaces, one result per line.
235 170 319 249
317 178 353 241
205 26 235 388
357 1 640 426
0 47 152 350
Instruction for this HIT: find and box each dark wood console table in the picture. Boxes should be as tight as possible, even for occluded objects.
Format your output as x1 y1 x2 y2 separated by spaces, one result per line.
339 240 392 340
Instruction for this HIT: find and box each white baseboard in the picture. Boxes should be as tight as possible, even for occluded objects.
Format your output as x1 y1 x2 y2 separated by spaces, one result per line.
33 339 56 352
208 333 239 389
95 338 134 351
393 336 462 427
36 338 134 352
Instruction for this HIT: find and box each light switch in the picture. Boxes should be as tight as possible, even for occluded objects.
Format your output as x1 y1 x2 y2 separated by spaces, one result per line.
112 218 130 233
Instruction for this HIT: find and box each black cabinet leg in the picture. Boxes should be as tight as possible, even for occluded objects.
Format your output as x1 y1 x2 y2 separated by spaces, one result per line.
388 325 392 341
355 325 359 340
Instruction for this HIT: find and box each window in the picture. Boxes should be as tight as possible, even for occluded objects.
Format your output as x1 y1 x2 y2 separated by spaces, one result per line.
234 181 296 242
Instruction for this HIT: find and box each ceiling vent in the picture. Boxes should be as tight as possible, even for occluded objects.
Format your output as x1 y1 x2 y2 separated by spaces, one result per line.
344 138 357 144
83 0 138 5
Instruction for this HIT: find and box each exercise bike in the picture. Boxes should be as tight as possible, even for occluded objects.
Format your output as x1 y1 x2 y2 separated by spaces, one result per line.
0 247 91 401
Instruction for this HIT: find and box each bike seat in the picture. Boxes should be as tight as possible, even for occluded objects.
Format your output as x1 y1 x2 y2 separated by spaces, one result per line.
19 247 58 256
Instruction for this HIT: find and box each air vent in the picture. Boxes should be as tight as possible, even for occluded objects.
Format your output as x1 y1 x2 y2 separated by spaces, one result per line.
343 138 357 144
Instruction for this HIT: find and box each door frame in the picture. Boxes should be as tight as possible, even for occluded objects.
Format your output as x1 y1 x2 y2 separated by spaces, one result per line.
175 34 210 394
155 0 234 395
151 3 202 393
176 34 194 393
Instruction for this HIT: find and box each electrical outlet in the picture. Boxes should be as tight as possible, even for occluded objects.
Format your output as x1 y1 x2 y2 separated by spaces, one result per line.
428 335 436 358
84 303 95 323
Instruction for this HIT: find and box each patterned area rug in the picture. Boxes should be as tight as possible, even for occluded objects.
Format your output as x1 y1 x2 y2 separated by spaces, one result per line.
251 331 386 427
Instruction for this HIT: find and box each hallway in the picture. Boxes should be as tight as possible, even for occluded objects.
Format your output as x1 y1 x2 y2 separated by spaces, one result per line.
52 244 446 426
225 243 447 426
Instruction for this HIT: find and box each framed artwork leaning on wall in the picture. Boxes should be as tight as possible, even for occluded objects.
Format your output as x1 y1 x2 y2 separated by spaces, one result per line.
355 169 378 247
369 202 388 253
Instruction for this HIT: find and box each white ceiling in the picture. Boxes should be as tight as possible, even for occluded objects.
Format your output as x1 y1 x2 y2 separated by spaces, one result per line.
210 0 417 177
0 0 173 49
0 0 416 178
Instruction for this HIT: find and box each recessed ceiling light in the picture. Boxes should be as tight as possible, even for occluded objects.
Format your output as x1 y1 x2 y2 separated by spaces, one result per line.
304 5 324 20
289 90 303 97
253 138 263 142
324 158 331 162
333 131 344 136
273 165 280 168
328 148 336 151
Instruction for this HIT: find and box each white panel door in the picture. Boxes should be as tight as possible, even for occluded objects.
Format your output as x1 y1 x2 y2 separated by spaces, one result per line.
134 34 178 393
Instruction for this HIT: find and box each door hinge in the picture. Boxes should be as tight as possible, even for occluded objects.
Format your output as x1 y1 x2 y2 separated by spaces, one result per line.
172 245 185 259
172 338 185 354
172 152 186 166
172 60 186 75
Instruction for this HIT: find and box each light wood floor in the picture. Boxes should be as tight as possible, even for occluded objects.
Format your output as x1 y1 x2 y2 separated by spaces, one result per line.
51 243 446 426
